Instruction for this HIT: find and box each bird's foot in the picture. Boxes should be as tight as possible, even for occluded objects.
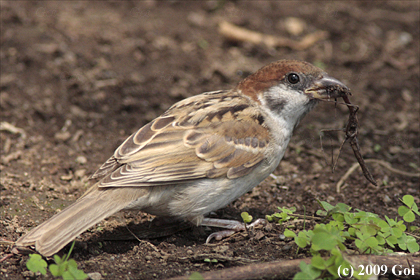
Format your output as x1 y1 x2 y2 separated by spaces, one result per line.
202 218 266 243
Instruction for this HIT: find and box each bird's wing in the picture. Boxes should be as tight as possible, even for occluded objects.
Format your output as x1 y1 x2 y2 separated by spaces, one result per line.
91 91 271 187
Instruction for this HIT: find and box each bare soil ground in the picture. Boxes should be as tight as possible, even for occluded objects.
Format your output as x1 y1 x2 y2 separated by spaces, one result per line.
1 1 419 279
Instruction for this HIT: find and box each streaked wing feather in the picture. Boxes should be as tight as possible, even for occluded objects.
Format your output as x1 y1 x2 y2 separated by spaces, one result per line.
93 91 270 188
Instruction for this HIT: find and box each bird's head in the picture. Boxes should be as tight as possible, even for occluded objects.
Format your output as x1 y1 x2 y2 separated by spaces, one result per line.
235 59 350 126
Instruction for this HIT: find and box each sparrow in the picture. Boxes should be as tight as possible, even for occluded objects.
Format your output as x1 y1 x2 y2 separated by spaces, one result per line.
15 59 350 257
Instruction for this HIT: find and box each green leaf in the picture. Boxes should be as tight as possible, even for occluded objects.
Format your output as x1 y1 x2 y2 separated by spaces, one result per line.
403 211 416 223
386 235 398 247
318 200 334 211
311 231 336 251
295 236 308 248
316 209 327 216
397 233 409 250
67 265 88 280
398 234 420 253
402 195 414 207
62 270 76 280
189 272 205 280
412 202 420 216
49 263 61 277
365 236 379 248
385 215 396 226
332 213 344 222
284 229 296 238
376 235 385 245
390 227 403 238
348 227 356 236
396 221 407 231
53 254 64 265
26 254 47 275
311 255 326 270
241 212 253 223
293 262 321 280
398 206 410 216
406 236 420 253
325 256 340 278
336 203 351 213
355 239 363 249
377 219 390 232
67 259 76 267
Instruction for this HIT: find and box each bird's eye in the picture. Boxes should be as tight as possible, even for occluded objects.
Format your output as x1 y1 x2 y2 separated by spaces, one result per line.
287 73 300 84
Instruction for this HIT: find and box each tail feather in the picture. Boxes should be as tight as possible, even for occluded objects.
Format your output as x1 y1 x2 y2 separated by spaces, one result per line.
15 185 147 256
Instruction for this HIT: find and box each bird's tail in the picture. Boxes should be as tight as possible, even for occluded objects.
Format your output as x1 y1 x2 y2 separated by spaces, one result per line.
15 184 147 257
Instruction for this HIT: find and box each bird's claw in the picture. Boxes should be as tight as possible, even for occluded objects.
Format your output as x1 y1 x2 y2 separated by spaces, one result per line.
205 218 267 243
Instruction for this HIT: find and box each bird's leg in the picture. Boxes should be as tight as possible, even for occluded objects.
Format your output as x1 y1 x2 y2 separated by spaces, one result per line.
201 218 266 243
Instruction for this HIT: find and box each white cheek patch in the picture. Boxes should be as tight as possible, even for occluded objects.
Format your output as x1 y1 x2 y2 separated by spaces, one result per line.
258 84 318 149
260 84 312 122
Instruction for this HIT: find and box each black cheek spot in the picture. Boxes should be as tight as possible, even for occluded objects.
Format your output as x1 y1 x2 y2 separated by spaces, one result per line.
267 97 287 115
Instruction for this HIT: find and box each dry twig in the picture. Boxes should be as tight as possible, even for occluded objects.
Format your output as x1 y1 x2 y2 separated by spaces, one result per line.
0 122 26 139
218 21 328 50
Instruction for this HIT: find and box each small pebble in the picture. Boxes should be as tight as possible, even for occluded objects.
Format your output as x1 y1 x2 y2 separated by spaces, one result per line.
75 169 86 179
54 131 71 141
326 196 335 202
60 174 73 181
87 272 103 280
283 17 307 36
282 245 292 251
76 155 88 164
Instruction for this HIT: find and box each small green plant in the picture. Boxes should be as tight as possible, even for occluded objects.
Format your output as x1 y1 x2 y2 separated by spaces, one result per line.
26 253 48 275
266 206 297 224
398 194 420 223
278 195 419 279
241 212 253 223
26 242 88 280
204 258 218 263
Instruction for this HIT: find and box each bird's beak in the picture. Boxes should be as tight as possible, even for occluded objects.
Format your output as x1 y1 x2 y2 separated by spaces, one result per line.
305 75 351 100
